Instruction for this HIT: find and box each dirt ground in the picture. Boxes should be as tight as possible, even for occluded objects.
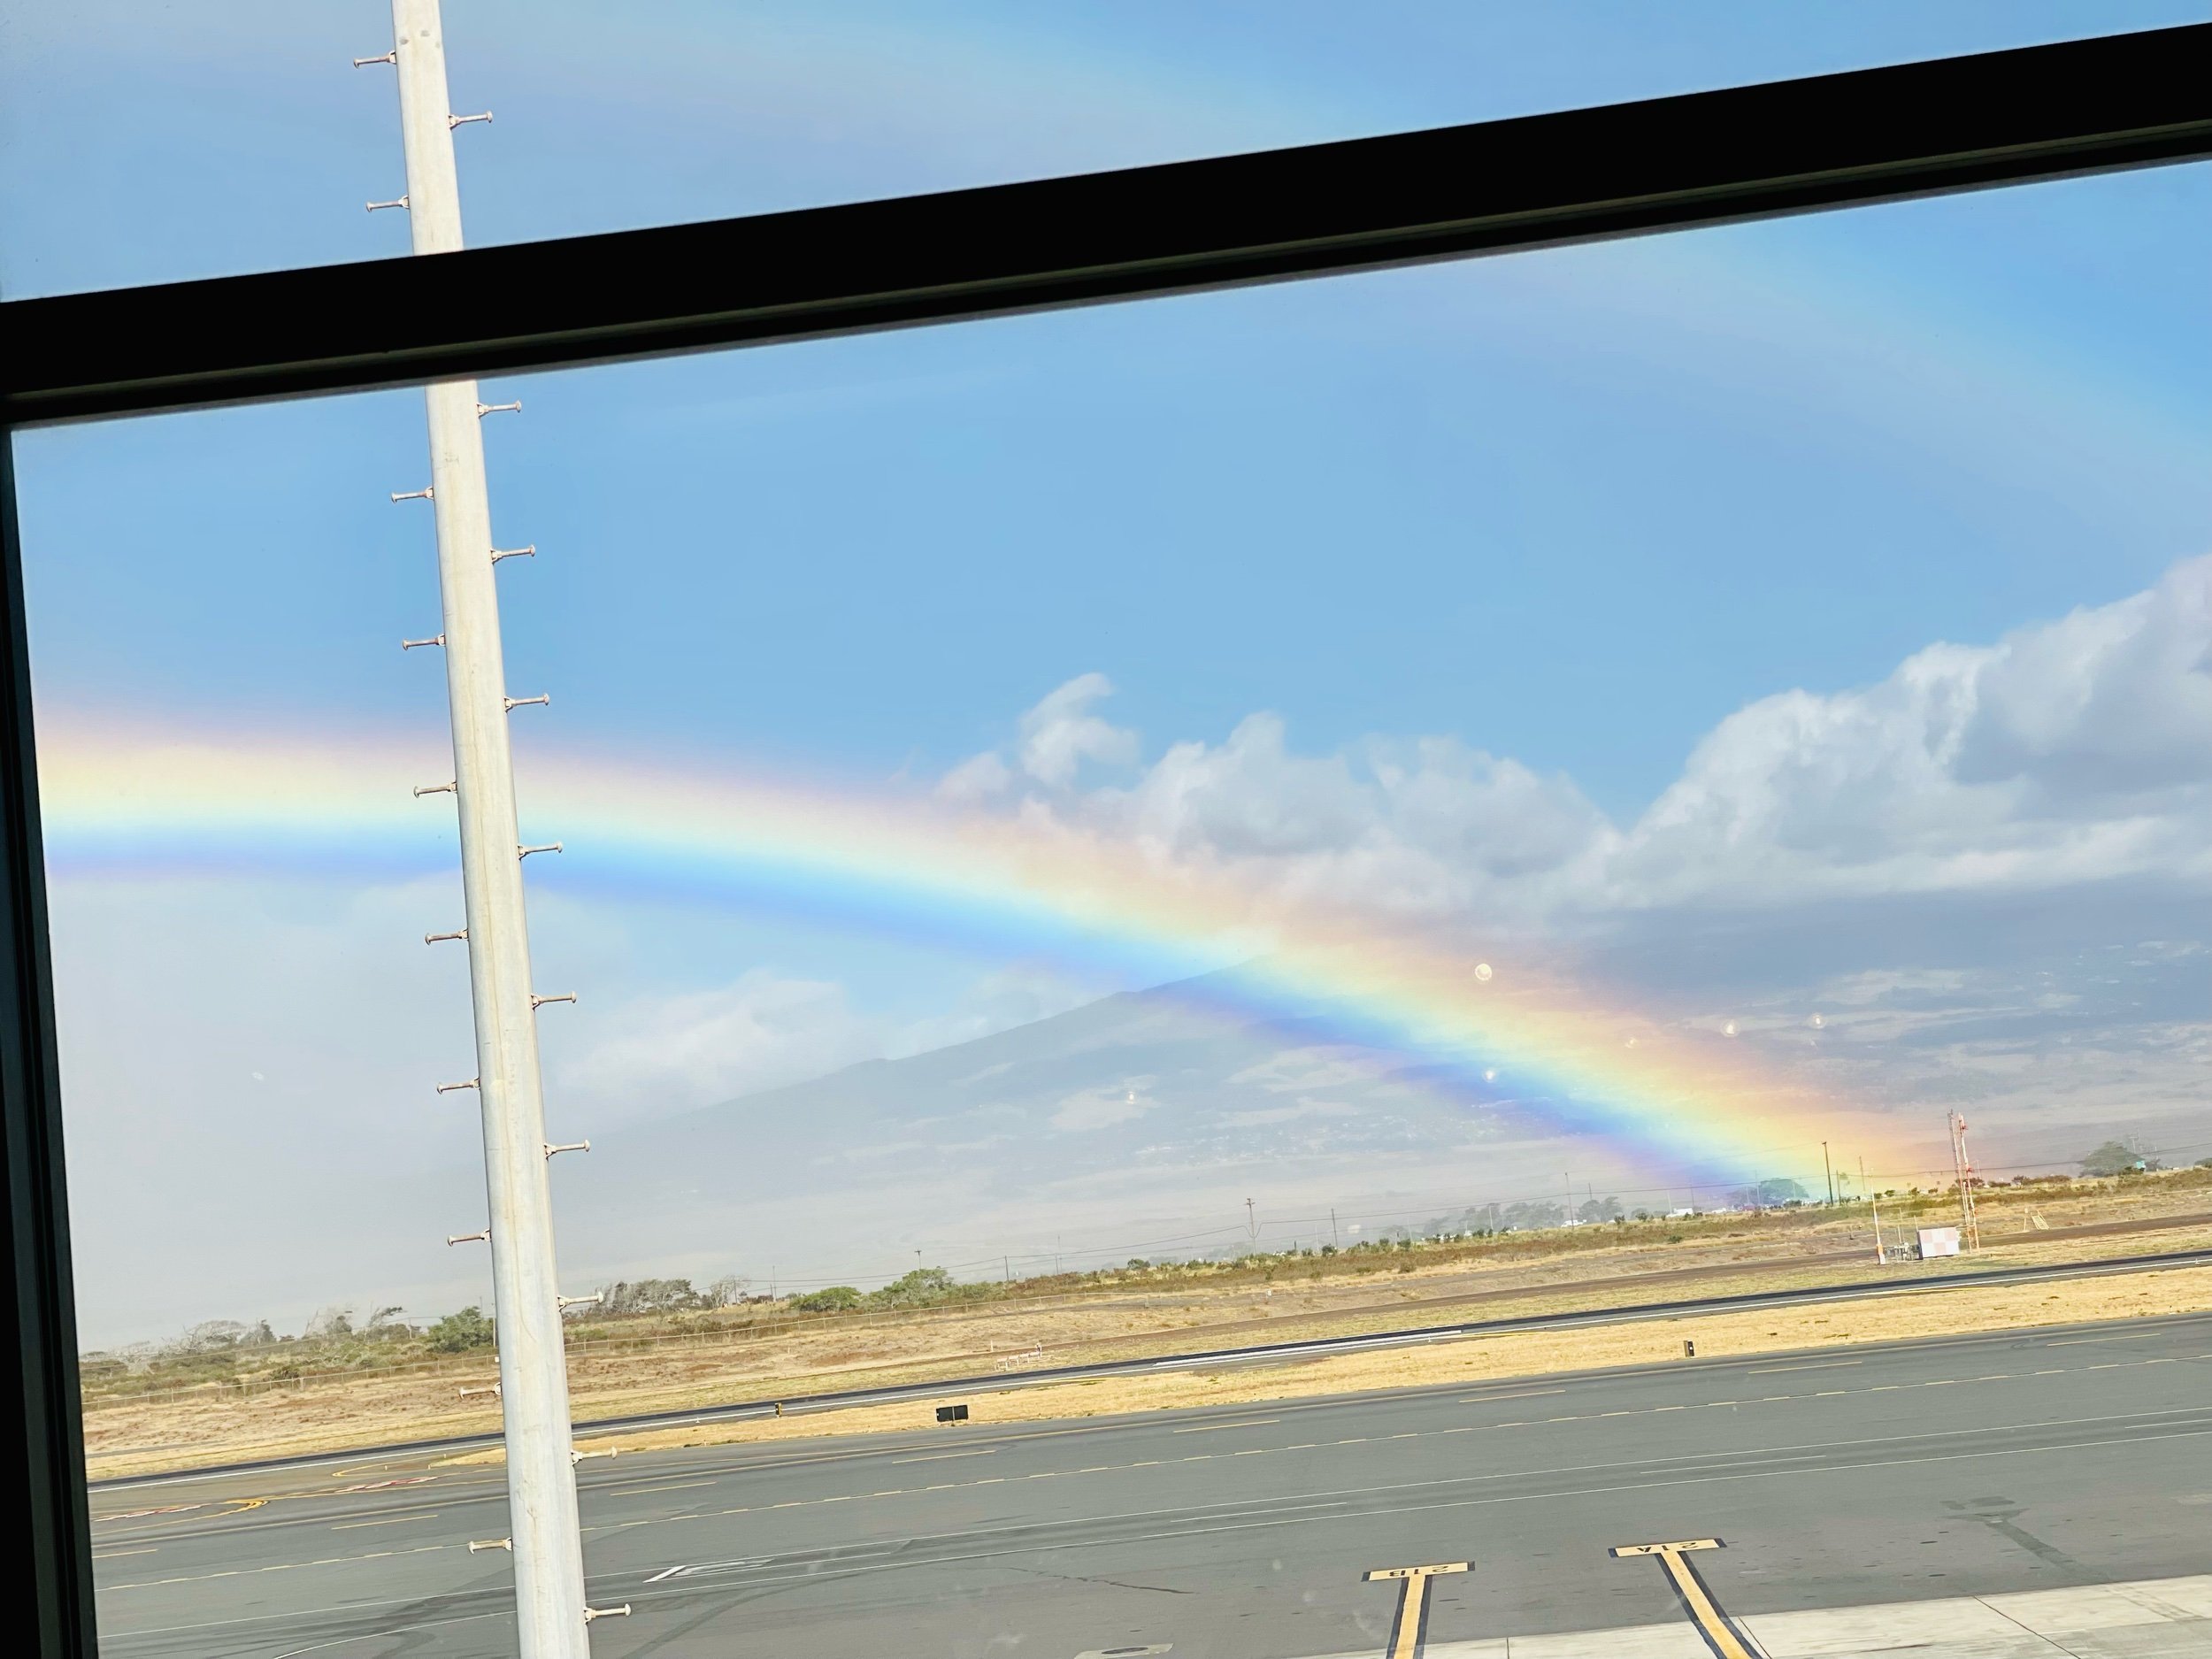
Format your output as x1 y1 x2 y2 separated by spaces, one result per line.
81 1197 2212 1480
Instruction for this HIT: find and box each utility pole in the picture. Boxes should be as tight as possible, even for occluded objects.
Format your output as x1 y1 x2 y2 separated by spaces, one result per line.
1330 1208 1340 1249
1948 1111 1981 1250
1245 1197 1258 1248
1823 1141 1836 1206
364 4 604 1649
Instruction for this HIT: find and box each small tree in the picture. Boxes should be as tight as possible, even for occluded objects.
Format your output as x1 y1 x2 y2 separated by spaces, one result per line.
790 1286 863 1313
871 1266 955 1307
2081 1140 2156 1177
426 1305 495 1353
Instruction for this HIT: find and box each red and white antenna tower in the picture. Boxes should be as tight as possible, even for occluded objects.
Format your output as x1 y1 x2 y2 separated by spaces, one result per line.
359 3 614 1650
1948 1111 1981 1251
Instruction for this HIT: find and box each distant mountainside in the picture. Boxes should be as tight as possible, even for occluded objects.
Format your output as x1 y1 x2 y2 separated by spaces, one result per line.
559 972 1582 1291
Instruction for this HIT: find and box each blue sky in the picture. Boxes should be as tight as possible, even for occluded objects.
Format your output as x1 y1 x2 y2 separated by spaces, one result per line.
6 2 2208 812
7 4 2212 1337
19 168 2212 816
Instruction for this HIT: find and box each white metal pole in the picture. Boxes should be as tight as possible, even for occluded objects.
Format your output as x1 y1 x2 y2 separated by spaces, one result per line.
384 4 592 1653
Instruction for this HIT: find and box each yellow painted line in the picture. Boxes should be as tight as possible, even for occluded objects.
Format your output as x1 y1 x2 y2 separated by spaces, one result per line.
331 1512 434 1531
1609 1539 1753 1659
1611 1538 1722 1556
1171 1417 1280 1433
1364 1560 1470 1659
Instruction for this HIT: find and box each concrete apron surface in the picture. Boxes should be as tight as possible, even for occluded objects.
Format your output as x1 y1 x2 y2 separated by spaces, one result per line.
1296 1571 2212 1657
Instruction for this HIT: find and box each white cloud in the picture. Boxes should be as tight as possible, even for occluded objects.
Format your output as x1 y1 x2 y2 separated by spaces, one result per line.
962 554 2212 922
558 972 884 1120
1020 672 1140 787
936 749 1012 803
954 672 1140 789
1609 554 2212 908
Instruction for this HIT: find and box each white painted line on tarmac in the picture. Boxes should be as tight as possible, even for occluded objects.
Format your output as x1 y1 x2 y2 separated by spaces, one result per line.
1171 1418 1280 1434
1457 1388 1565 1402
1747 1359 1862 1373
605 1479 716 1496
892 1448 999 1463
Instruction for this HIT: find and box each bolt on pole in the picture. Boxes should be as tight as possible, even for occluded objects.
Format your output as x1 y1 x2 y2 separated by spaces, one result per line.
382 3 591 1652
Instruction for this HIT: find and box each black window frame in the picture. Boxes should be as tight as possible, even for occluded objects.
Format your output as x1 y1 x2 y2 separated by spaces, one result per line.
6 24 2212 1655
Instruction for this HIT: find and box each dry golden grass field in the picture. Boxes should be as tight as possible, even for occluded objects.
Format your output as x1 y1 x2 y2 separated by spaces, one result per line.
79 1172 2212 1479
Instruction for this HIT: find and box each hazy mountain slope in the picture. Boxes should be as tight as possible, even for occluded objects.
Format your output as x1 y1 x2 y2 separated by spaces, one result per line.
562 974 1527 1286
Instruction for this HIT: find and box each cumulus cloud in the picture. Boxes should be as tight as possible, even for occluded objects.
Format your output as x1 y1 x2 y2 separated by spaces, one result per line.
958 555 2212 922
1020 672 1139 786
946 672 1141 797
1613 554 2212 908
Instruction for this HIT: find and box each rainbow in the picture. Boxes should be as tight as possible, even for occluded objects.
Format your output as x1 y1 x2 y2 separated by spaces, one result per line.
37 717 1915 1185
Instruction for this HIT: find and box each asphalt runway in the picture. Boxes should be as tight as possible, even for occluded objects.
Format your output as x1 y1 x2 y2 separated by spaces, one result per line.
89 1312 2212 1658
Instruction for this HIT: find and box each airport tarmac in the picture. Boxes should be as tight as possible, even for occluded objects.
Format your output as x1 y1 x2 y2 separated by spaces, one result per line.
89 1311 2212 1657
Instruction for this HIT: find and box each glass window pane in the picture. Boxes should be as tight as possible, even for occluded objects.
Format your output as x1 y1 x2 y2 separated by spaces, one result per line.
2 0 2202 296
27 162 2212 1655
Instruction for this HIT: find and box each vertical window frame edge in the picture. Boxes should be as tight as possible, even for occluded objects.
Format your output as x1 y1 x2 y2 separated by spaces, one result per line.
0 431 95 1659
